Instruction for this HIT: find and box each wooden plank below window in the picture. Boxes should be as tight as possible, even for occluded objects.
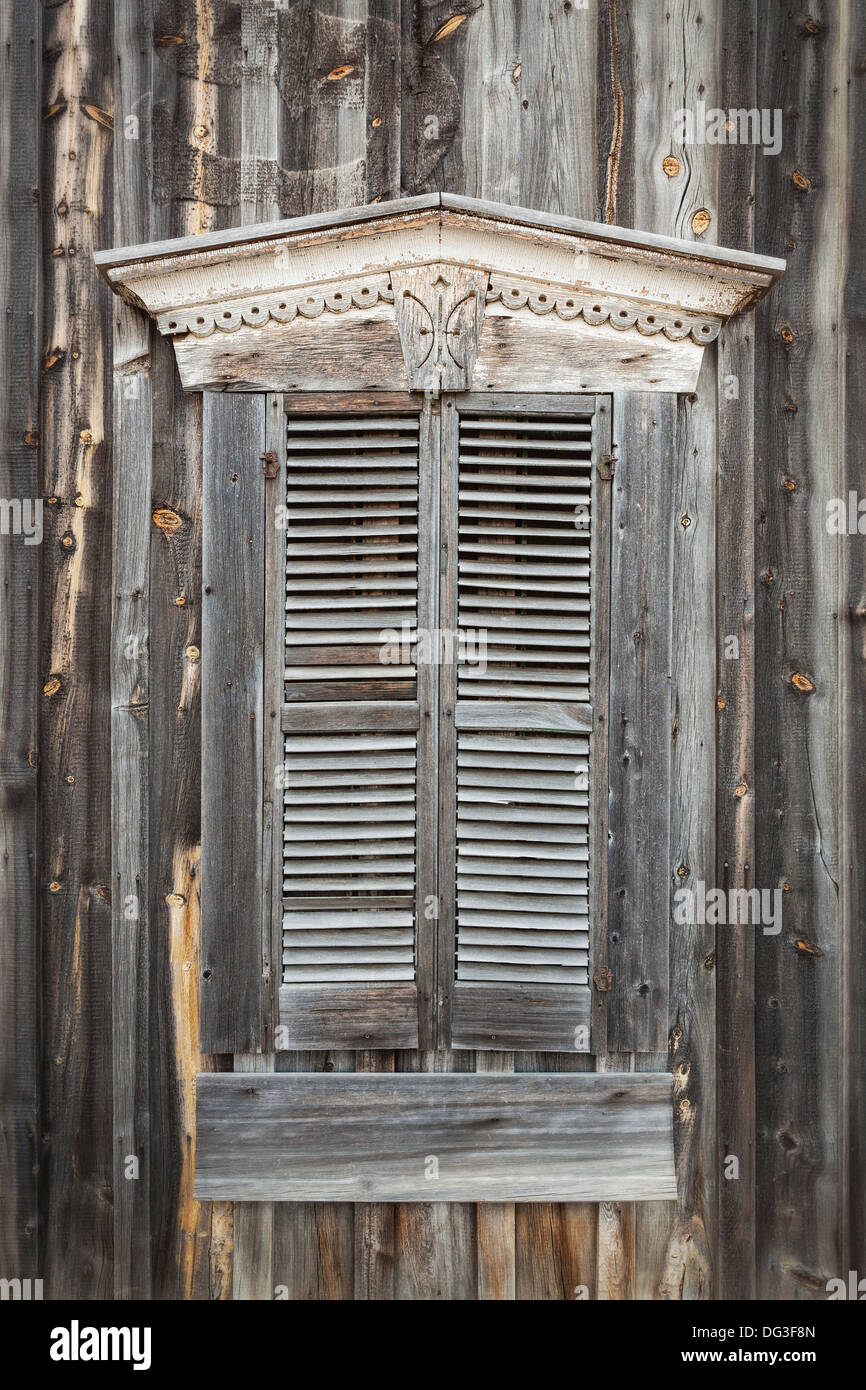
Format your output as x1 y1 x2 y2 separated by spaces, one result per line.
278 982 419 1050
451 981 592 1052
194 1071 677 1203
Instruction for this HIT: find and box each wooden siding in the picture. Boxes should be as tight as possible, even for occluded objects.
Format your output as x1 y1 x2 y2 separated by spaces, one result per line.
0 0 859 1300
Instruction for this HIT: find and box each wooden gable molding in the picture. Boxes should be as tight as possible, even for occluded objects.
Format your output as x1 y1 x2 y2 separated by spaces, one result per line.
94 193 784 396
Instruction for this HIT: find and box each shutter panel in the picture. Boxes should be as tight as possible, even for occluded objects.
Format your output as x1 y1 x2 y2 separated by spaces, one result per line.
201 395 269 1053
278 409 424 1048
445 403 606 1051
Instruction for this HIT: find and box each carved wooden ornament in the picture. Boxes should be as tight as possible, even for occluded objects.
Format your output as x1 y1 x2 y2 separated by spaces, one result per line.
390 263 489 389
94 194 784 395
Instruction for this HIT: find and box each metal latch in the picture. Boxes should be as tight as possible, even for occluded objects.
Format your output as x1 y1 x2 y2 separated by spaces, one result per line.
261 451 280 478
593 965 613 992
598 453 617 480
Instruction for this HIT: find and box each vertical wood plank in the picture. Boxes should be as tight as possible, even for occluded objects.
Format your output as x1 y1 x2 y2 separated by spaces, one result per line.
111 0 154 1301
843 0 866 1284
365 0 402 202
452 0 521 206
606 391 675 1052
753 1 846 1300
39 0 115 1298
715 0 757 1301
0 0 41 1283
516 0 596 217
201 393 267 1053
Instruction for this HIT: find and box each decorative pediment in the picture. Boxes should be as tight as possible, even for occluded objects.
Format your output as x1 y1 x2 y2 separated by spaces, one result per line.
95 194 783 395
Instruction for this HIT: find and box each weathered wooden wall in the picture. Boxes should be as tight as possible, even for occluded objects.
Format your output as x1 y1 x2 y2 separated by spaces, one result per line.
1 0 862 1299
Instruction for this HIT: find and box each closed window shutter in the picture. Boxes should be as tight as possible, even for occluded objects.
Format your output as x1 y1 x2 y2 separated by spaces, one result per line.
445 404 605 1051
279 411 424 1048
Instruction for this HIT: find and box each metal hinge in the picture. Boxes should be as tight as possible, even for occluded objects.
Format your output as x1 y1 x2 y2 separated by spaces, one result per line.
593 965 613 992
598 453 617 480
260 450 280 478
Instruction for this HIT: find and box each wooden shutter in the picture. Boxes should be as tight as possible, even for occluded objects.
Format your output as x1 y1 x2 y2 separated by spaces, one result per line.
443 396 609 1051
278 403 427 1048
201 395 269 1053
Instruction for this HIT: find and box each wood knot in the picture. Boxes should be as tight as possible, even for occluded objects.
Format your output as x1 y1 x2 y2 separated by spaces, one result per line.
152 507 183 534
791 671 814 693
691 208 711 236
662 156 680 177
431 13 468 40
83 104 114 130
326 64 354 81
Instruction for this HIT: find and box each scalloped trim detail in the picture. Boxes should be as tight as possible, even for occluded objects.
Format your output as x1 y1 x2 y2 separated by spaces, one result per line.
157 279 395 338
486 277 721 344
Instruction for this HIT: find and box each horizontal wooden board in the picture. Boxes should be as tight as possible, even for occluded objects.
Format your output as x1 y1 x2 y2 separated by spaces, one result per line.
194 1071 677 1202
450 981 593 1052
281 702 420 732
456 701 592 731
278 982 419 1050
471 310 703 394
175 307 410 393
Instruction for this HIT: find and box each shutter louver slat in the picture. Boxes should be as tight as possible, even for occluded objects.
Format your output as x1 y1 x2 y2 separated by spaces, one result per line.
450 411 597 1048
279 414 422 1048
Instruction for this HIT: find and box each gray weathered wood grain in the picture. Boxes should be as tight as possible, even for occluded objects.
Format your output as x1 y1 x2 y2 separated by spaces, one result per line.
0 0 40 1284
40 0 115 1298
715 3 758 1300
201 394 267 1052
606 393 675 1052
753 2 845 1300
196 1071 677 1203
451 982 592 1053
279 982 419 1050
110 0 154 1301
